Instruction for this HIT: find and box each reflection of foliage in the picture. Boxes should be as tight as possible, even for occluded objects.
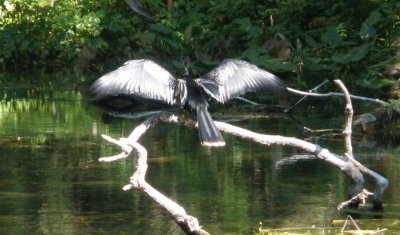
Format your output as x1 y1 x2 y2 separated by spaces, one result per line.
0 80 399 233
0 0 399 94
0 85 89 148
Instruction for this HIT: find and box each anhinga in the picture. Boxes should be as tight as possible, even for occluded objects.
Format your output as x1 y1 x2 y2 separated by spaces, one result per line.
90 59 285 147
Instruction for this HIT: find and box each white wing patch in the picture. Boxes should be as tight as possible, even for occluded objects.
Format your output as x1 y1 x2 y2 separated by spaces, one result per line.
198 59 284 103
91 59 178 105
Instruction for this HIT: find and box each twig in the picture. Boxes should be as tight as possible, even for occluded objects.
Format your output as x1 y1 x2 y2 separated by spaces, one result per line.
371 228 388 234
340 214 388 234
286 87 389 105
337 189 374 211
285 80 386 136
341 215 361 232
285 79 330 113
234 96 259 105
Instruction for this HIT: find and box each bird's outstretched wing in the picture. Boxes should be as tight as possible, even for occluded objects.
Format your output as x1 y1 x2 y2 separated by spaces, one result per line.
196 59 285 103
90 59 180 105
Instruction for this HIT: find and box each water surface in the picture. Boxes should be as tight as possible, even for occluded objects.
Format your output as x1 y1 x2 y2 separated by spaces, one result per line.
0 76 399 234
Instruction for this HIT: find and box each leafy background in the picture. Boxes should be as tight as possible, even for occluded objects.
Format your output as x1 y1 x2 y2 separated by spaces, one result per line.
0 0 399 95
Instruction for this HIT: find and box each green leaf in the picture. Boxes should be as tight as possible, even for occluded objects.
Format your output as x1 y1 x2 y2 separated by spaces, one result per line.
365 10 381 25
183 24 193 45
232 17 252 29
139 31 156 43
356 78 395 89
242 46 261 62
304 34 320 48
321 28 343 47
331 43 370 64
20 40 30 51
263 58 296 72
360 23 376 41
107 21 124 33
226 17 254 38
150 23 175 35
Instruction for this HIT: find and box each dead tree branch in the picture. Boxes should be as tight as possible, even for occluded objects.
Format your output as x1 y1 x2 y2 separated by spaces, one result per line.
96 80 388 233
333 80 364 202
100 112 209 235
285 79 331 113
334 80 354 158
286 87 389 106
333 80 388 207
284 80 387 136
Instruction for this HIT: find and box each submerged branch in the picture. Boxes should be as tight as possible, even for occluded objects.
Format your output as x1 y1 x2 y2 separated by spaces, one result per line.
345 156 389 204
337 189 374 211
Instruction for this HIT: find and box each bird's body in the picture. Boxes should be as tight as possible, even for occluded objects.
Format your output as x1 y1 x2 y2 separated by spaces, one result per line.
90 59 284 147
184 78 225 146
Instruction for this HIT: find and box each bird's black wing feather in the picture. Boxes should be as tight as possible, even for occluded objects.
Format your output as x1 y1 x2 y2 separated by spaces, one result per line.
195 59 285 103
90 59 182 105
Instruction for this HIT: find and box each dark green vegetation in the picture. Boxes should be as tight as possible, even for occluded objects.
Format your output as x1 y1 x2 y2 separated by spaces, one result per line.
0 79 399 234
1 0 400 95
1 1 400 232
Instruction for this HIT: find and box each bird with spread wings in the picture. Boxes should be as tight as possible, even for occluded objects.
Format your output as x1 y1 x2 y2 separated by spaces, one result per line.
90 59 285 147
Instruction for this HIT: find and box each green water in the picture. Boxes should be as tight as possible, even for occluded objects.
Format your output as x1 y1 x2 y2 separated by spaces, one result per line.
0 78 399 234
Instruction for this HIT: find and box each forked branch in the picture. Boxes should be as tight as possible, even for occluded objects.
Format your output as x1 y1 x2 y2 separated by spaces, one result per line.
286 86 389 106
100 113 209 235
97 80 388 234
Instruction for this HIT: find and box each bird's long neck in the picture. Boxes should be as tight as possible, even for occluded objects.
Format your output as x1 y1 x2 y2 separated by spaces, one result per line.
183 66 189 79
182 57 190 78
179 58 207 110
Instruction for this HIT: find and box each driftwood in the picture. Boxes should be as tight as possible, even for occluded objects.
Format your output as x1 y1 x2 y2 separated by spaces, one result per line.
97 79 389 234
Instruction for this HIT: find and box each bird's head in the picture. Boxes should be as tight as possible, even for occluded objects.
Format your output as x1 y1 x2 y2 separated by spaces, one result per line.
182 57 190 79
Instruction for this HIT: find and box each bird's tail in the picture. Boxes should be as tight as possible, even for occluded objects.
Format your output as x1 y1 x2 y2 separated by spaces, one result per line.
197 107 225 147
